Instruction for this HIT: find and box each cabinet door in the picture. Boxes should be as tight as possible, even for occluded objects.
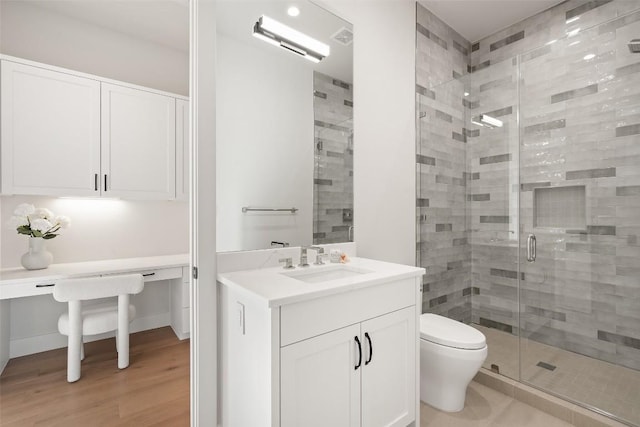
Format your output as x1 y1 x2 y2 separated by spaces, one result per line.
361 307 416 427
1 60 101 196
175 99 189 201
281 323 361 427
101 83 176 199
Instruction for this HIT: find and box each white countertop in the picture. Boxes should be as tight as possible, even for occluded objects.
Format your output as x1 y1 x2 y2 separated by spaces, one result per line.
0 254 189 287
217 257 425 308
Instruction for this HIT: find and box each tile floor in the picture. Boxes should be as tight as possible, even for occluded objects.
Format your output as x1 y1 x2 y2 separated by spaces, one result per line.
420 381 574 427
476 325 640 426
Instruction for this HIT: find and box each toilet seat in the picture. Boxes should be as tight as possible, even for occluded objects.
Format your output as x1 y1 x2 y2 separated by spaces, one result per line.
420 313 486 350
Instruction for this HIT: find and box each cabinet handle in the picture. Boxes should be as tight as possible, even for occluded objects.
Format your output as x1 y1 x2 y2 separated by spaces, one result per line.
104 175 108 192
364 332 373 365
94 173 98 191
354 336 362 370
35 283 55 288
142 272 155 277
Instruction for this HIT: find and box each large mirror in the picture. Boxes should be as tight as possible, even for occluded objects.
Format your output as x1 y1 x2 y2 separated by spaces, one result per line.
216 0 354 252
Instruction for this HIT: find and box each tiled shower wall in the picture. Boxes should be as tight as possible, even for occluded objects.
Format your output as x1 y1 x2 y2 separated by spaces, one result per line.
417 0 640 370
416 4 473 321
312 71 354 244
468 0 640 371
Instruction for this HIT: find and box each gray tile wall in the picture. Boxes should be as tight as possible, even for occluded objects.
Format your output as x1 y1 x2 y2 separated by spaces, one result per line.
468 0 640 371
313 72 354 244
416 4 473 322
418 0 640 371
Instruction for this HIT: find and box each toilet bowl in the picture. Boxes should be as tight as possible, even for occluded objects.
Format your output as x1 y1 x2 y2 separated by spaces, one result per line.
419 313 487 412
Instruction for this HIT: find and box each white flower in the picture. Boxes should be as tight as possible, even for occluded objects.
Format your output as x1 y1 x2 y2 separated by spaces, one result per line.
55 216 71 229
34 207 54 220
30 218 53 233
8 215 29 229
14 203 35 217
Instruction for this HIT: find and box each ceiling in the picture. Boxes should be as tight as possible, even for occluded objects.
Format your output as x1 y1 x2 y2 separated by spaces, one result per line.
21 0 566 55
419 0 564 42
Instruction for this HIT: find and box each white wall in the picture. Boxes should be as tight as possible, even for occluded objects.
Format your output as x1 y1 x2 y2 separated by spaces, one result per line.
0 1 189 96
317 0 417 266
1 196 189 268
216 32 314 252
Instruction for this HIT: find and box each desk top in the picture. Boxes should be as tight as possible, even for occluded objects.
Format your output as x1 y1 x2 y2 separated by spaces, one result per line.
0 254 189 298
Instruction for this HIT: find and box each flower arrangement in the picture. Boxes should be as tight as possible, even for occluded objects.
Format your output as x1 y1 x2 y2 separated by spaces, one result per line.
10 203 70 239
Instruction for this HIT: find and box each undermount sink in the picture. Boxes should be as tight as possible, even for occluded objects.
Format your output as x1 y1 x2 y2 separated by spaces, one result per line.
282 264 373 284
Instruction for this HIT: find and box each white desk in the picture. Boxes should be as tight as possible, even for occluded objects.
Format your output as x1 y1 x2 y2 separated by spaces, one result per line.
0 254 190 373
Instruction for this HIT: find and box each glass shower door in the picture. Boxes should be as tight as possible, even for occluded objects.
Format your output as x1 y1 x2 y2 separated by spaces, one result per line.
463 56 521 381
518 16 640 425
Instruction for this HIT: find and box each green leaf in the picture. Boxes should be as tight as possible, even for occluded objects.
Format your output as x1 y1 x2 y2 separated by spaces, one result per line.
17 225 31 234
43 234 57 240
32 230 43 238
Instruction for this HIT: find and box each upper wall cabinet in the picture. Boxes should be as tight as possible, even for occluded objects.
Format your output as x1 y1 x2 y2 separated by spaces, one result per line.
175 99 189 201
0 57 187 200
1 60 101 197
101 83 176 199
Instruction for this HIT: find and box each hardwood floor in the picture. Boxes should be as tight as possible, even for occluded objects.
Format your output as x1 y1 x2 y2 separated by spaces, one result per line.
0 327 190 426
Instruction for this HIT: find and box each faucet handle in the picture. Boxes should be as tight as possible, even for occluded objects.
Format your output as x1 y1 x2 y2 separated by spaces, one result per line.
279 258 294 269
314 253 329 265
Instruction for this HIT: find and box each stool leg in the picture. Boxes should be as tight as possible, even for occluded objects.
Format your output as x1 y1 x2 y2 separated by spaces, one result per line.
117 294 129 369
80 341 85 361
67 301 82 382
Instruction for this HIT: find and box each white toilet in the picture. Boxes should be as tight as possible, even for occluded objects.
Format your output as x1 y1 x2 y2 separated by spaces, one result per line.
419 313 488 412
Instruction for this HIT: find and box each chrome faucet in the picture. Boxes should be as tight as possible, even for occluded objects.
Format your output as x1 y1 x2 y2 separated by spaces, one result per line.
298 247 310 267
306 246 327 265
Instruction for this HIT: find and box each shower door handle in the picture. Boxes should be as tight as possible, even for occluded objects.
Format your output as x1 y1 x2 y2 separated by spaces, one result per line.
527 234 536 262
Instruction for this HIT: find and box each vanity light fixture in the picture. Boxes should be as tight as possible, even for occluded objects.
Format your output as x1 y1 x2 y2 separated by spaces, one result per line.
565 16 580 24
583 53 596 60
471 114 503 128
253 15 330 63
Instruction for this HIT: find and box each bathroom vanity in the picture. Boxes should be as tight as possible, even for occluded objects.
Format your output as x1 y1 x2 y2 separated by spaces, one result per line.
218 257 425 427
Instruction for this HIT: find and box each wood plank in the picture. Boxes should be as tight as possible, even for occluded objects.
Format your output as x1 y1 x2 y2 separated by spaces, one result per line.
0 327 189 426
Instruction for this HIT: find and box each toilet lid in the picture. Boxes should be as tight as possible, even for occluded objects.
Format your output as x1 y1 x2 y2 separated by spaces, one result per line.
420 314 486 350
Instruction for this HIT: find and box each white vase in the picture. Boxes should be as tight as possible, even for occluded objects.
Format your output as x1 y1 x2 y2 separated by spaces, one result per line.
21 237 53 270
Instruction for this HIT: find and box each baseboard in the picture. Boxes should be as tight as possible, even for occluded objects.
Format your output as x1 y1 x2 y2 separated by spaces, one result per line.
473 368 630 427
171 326 190 341
9 313 171 358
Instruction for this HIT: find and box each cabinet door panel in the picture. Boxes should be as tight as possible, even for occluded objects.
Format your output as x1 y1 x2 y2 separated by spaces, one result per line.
175 99 189 200
101 83 176 199
1 61 100 196
361 307 416 427
281 324 361 427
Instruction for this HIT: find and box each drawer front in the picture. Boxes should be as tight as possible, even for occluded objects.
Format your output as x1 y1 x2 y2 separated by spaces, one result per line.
280 278 417 347
138 267 183 282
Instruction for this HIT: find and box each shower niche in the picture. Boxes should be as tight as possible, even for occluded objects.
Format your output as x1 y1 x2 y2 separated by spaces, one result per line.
533 185 586 230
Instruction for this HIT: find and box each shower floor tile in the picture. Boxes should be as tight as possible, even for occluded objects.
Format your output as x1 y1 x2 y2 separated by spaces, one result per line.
420 381 574 427
475 324 640 426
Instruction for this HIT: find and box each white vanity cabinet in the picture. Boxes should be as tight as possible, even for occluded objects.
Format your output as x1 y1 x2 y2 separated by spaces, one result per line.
281 306 416 427
0 56 186 200
101 83 176 199
219 261 422 427
1 60 101 197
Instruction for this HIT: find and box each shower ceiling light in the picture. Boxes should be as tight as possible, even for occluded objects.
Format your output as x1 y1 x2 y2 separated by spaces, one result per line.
253 15 330 63
471 114 503 129
287 6 300 17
